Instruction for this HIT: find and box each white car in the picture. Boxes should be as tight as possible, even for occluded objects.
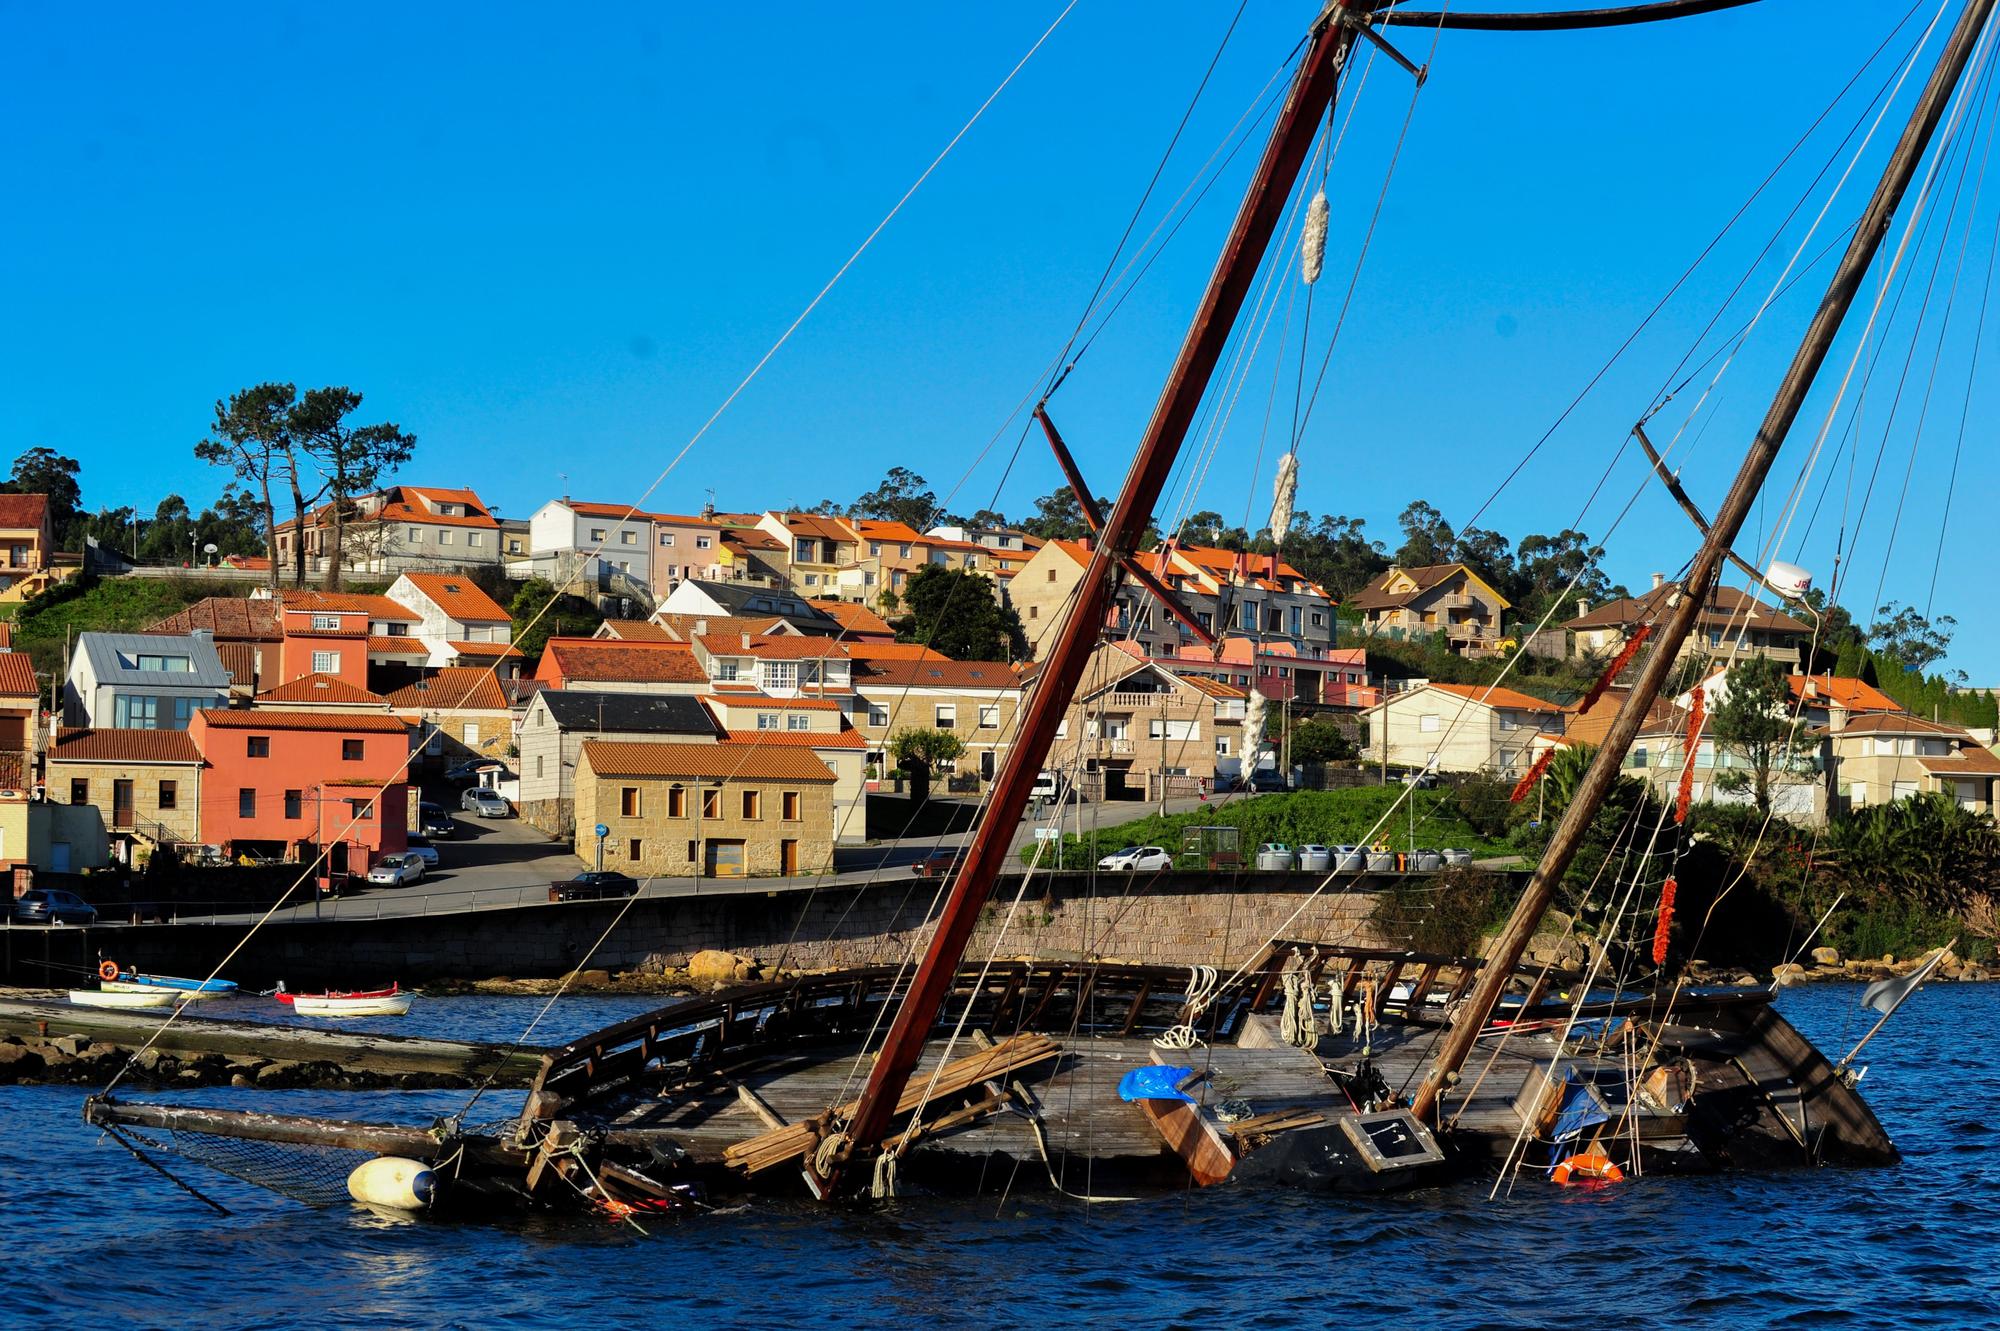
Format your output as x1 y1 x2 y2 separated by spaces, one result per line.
461 788 511 817
1097 845 1173 872
366 853 427 888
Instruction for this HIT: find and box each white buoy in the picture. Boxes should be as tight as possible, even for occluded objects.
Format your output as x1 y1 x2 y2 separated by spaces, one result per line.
1765 560 1813 599
347 1156 436 1210
1301 189 1329 284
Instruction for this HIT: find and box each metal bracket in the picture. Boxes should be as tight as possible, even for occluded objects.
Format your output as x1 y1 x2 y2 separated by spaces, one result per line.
1632 423 1787 598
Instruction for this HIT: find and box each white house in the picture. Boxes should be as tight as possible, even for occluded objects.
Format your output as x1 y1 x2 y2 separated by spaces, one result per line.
385 572 523 676
528 499 659 613
1360 681 1565 777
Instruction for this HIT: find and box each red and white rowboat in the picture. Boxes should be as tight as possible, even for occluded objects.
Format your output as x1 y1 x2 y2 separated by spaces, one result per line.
273 982 411 1017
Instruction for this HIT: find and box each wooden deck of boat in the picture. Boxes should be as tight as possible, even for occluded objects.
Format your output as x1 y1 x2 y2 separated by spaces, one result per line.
612 1030 1351 1168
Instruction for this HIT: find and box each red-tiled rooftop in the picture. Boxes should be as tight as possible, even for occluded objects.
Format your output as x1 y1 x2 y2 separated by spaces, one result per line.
198 709 409 733
578 739 836 781
50 727 202 764
398 572 511 623
255 673 389 706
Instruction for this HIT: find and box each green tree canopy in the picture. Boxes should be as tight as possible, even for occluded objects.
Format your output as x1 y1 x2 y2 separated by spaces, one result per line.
509 576 604 663
895 564 1026 661
851 467 939 529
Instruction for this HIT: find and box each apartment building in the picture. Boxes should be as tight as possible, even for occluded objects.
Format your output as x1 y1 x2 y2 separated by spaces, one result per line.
273 485 504 576
853 655 1021 789
1564 576 1812 667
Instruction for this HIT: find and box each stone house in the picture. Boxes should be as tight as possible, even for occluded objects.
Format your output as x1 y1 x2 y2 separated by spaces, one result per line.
387 667 516 771
1346 563 1511 657
516 689 722 835
47 727 205 855
1829 712 2000 813
573 739 836 879
702 694 869 844
1041 641 1238 800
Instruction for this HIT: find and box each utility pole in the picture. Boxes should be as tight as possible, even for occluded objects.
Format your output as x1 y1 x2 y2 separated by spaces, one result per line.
1411 0 2000 1125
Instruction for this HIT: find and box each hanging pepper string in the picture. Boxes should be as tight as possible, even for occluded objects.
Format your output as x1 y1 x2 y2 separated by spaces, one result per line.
1509 748 1556 804
1677 686 1707 824
1576 624 1654 715
1653 876 1679 966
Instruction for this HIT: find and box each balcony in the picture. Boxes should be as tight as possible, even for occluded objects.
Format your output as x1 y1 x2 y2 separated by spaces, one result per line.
1102 738 1135 756
1108 691 1185 709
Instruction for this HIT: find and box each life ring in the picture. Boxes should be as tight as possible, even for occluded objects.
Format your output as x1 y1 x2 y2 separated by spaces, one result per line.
98 960 120 982
1551 1146 1624 1185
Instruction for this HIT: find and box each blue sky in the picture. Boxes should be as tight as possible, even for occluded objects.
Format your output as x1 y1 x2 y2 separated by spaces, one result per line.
3 2 1995 672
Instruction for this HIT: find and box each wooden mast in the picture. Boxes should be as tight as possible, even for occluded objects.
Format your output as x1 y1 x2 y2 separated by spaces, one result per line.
814 6 1363 1196
1410 0 2000 1124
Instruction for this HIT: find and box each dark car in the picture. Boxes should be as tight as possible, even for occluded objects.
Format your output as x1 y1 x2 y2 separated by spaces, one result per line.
419 803 455 839
550 872 640 903
910 852 958 879
13 889 98 925
1235 769 1290 794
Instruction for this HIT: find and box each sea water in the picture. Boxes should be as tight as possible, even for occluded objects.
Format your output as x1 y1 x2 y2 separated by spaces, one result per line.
4 983 1995 1330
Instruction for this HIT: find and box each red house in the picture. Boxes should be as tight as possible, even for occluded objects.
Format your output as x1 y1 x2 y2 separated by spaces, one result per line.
189 708 410 877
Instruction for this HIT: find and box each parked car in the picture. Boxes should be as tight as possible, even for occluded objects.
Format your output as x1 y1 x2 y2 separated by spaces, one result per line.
12 889 97 925
443 760 501 784
1296 844 1332 872
1236 769 1290 794
911 851 958 879
403 836 440 869
366 853 427 888
1399 770 1438 789
461 788 511 817
550 871 640 903
1255 843 1296 871
419 803 455 838
1097 845 1172 872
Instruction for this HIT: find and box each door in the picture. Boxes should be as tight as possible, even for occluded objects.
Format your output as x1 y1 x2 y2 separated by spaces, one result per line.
780 839 799 875
705 840 745 878
51 842 71 873
113 779 135 830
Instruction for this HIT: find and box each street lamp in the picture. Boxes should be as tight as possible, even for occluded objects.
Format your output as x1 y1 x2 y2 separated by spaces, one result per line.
203 542 218 569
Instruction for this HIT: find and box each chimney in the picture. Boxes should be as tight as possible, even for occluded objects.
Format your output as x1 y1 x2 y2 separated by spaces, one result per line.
1650 572 1664 590
741 632 751 649
694 619 708 636
1575 598 1589 618
1080 535 1093 552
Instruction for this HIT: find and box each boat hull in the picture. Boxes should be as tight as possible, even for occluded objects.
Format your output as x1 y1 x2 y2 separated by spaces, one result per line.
70 989 179 1009
290 995 413 1018
104 978 234 1000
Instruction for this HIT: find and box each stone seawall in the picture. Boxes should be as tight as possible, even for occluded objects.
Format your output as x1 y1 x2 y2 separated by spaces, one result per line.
19 871 1488 988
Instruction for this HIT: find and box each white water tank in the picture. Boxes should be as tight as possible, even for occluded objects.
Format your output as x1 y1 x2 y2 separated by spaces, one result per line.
1765 560 1813 599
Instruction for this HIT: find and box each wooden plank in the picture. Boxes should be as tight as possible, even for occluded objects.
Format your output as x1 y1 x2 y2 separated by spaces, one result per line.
731 1080 786 1131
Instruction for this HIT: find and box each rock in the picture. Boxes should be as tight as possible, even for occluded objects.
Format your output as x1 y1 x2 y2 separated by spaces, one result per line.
1772 963 1807 986
134 1048 165 1074
50 1035 88 1057
1811 946 1840 967
1964 966 1991 982
0 1044 43 1078
1882 954 1896 965
687 950 746 989
570 969 612 989
230 1073 254 1088
256 1060 302 1087
1731 973 1759 986
732 961 761 983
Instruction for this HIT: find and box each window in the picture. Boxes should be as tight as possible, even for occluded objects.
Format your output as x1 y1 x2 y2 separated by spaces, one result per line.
756 712 781 730
795 539 814 561
934 704 956 729
284 789 302 819
438 530 454 545
590 528 607 542
172 698 196 728
1498 749 1517 770
803 573 819 587
1499 713 1517 732
628 838 642 860
668 786 687 818
787 714 811 731
508 537 522 554
1215 737 1231 756
238 788 256 818
1419 714 1440 733
701 788 720 818
312 650 340 674
1892 779 1920 801
686 840 696 862
782 791 801 821
763 662 798 690
69 779 87 805
715 658 741 682
347 798 374 821
695 535 711 549
113 696 159 728
1311 611 1325 628
867 704 889 727
342 739 364 761
869 542 882 557
898 544 912 558
409 527 424 542
468 532 483 548
620 530 636 545
1028 605 1039 620
659 532 675 546
158 780 177 810
621 787 641 817
536 754 545 779
311 614 340 631
742 790 760 819
979 705 1000 729
464 723 480 746
134 654 192 673
247 736 270 758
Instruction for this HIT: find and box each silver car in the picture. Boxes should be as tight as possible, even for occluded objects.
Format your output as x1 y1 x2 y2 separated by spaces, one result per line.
366 853 427 887
461 788 511 818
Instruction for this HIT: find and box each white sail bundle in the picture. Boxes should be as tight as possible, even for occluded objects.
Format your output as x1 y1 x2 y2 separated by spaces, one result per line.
1301 188 1329 284
1270 452 1299 539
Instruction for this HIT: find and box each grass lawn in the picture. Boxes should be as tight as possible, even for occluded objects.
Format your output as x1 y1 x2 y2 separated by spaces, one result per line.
1023 786 1525 865
12 574 246 678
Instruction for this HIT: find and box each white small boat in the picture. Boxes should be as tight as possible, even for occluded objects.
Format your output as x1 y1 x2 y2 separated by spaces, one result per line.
69 988 180 1009
101 979 232 1001
290 993 413 1018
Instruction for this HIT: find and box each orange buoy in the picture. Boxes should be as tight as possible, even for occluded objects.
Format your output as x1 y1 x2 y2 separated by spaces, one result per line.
1551 1146 1625 1185
98 960 120 982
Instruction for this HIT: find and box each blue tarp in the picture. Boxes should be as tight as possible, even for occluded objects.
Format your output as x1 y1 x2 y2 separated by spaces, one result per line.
1119 1065 1196 1103
1550 1075 1610 1145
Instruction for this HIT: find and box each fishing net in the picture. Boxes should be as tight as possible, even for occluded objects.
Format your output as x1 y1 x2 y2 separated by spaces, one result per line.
117 1122 373 1207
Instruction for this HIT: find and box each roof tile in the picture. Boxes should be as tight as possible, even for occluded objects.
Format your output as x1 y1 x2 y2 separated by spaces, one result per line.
579 739 835 781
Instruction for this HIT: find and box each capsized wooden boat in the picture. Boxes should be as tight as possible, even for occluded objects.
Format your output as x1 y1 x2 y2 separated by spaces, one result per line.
70 988 180 1010
290 993 413 1018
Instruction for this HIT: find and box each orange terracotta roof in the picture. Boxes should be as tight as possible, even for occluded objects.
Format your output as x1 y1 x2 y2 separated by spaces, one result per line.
775 513 853 542
390 486 499 528
1789 674 1902 713
697 633 851 661
722 528 786 551
579 739 836 781
650 512 726 529
845 642 943 661
650 613 788 641
215 641 257 688
366 635 428 656
723 727 867 749
0 652 37 697
282 590 421 621
541 639 707 684
848 519 926 543
806 599 895 638
446 641 525 659
1419 682 1561 713
855 659 1019 691
147 596 283 640
562 499 665 521
198 709 409 733
0 494 48 529
255 673 389 706
50 727 201 764
1175 673 1247 700
397 572 510 622
705 695 846 712
387 667 511 711
1838 712 1966 736
598 619 676 642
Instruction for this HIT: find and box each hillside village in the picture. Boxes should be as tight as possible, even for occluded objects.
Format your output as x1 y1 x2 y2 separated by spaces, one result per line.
0 442 1989 925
